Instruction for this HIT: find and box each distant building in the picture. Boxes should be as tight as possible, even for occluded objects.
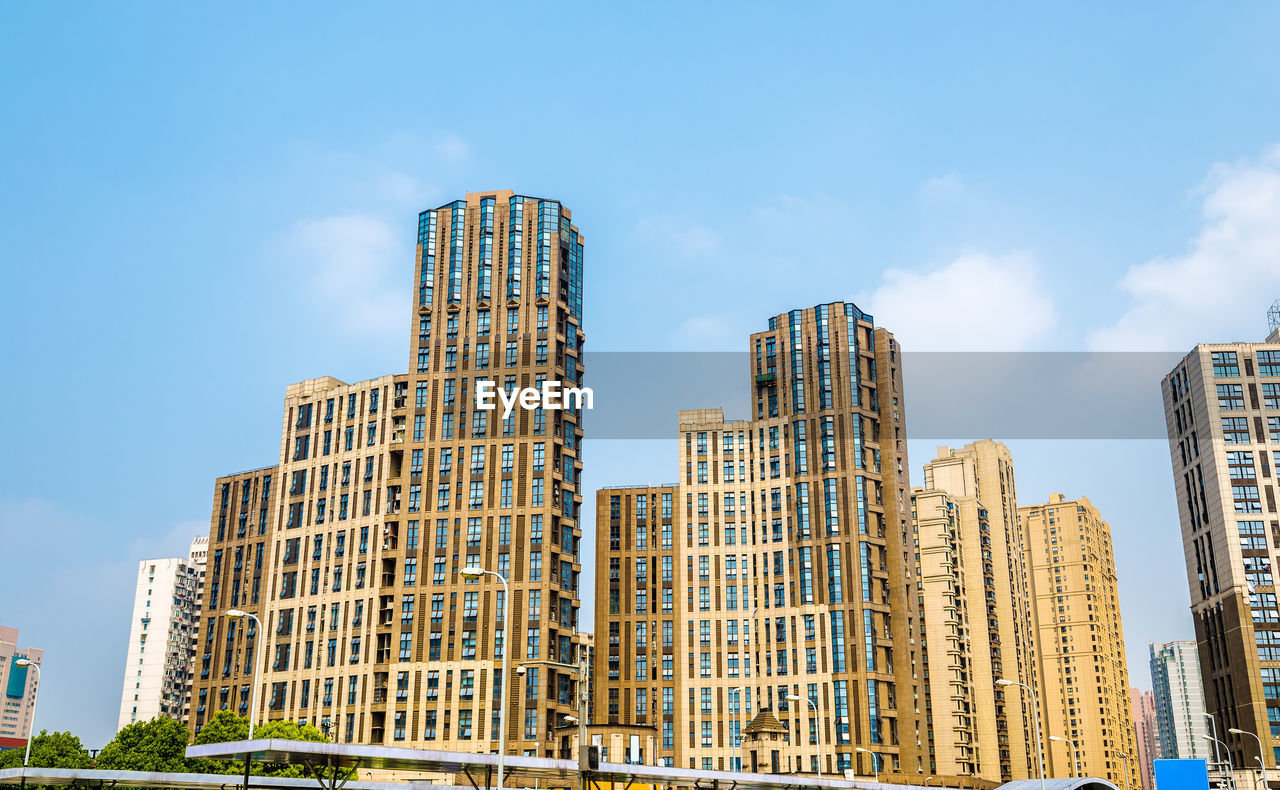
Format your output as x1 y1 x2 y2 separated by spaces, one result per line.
1149 641 1210 761
117 536 207 729
1132 687 1158 790
0 626 43 744
924 440 1043 782
1021 494 1138 789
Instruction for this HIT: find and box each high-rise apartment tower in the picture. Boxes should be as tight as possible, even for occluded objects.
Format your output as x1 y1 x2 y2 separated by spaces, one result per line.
1149 641 1210 761
595 303 923 777
1021 494 1138 789
117 536 208 729
1163 328 1280 774
190 192 586 757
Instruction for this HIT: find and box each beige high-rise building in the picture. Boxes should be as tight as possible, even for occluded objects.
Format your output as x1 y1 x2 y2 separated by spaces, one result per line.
923 440 1041 781
191 192 587 757
596 303 926 778
1163 327 1280 779
910 488 983 777
1021 494 1137 789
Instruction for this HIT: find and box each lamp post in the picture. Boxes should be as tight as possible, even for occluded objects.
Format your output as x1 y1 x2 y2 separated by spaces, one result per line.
1049 735 1080 778
997 678 1045 790
856 747 881 782
924 778 934 787
1208 713 1224 771
732 686 749 772
14 658 40 789
1118 751 1131 790
225 610 263 739
1230 728 1270 790
518 646 589 783
460 567 511 790
786 693 822 776
1205 735 1235 771
226 609 262 790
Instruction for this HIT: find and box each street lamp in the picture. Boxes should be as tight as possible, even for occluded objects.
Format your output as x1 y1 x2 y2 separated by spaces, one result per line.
856 747 881 782
786 694 823 776
998 678 1045 790
924 778 934 786
14 658 40 783
1230 728 1270 790
226 609 263 790
1117 751 1131 790
1049 736 1080 778
1204 734 1235 771
459 566 511 790
732 686 749 772
224 610 263 739
1208 713 1224 770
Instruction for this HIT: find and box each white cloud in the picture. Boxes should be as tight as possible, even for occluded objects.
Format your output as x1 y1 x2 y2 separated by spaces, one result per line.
276 213 409 339
918 172 966 203
433 133 471 164
633 215 721 259
1090 145 1280 350
863 252 1058 351
668 314 742 350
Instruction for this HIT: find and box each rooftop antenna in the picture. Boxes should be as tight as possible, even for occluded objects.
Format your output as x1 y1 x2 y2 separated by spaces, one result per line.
1269 299 1280 334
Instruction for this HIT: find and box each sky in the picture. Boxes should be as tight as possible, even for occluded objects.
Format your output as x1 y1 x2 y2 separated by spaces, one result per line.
4 1 1280 749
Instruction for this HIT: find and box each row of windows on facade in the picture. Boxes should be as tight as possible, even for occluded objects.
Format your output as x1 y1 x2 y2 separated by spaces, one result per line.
612 485 879 547
414 306 556 343
212 516 577 602
200 684 566 744
284 473 578 530
201 613 573 681
397 404 573 445
415 338 578 376
292 388 389 433
274 547 578 601
1209 350 1280 378
290 420 386 462
278 514 574 562
678 420 881 471
1221 416 1280 445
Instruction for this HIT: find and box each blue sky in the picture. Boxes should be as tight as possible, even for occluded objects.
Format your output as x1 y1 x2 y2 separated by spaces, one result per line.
4 2 1280 748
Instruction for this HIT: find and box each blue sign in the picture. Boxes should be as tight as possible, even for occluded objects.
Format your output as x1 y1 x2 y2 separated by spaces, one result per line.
1154 758 1210 790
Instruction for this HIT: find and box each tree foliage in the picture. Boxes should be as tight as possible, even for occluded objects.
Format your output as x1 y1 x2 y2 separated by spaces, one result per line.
97 716 191 773
0 715 338 781
0 730 92 770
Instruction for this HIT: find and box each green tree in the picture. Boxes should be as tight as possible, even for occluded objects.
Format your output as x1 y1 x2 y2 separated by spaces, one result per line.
255 720 327 743
190 711 335 778
0 730 92 769
190 711 247 747
97 716 191 773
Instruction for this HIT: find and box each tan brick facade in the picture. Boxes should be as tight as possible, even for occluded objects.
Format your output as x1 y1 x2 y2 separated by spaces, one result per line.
594 304 925 777
191 192 586 757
